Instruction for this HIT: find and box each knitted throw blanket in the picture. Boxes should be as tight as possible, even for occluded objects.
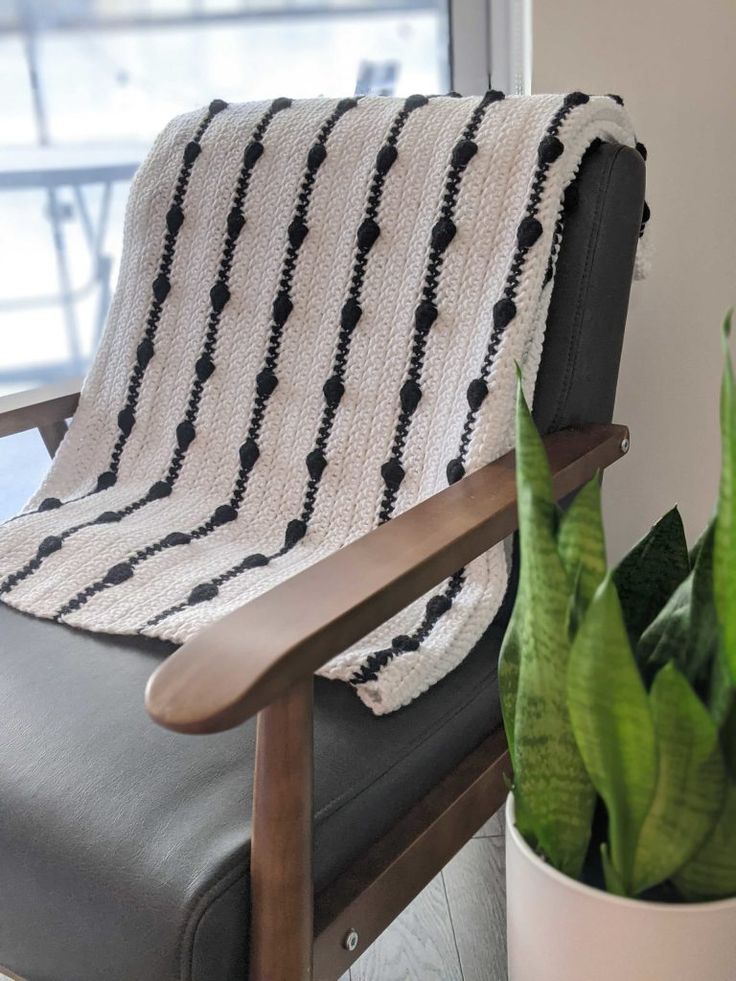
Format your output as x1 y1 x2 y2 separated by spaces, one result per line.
0 92 649 714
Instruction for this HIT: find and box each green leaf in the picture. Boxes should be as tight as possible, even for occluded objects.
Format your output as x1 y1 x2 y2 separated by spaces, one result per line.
688 521 720 682
500 380 595 878
613 508 689 650
714 310 736 685
632 663 727 894
674 779 736 901
558 476 606 613
567 577 657 895
638 574 692 678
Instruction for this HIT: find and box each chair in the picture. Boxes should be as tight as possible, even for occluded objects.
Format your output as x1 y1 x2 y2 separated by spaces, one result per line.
0 139 644 981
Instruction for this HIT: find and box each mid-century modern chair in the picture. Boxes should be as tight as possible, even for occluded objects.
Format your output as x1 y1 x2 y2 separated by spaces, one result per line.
0 139 644 981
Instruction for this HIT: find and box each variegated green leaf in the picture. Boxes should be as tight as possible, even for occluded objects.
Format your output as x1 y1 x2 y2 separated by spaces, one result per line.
567 577 656 895
632 663 727 894
674 779 736 901
613 507 689 650
714 311 736 684
558 476 606 612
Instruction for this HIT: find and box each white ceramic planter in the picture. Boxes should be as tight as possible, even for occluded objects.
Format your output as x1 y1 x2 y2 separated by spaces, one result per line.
505 794 736 981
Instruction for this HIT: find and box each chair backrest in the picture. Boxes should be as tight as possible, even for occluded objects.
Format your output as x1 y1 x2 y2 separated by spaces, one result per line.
533 141 645 433
495 141 645 629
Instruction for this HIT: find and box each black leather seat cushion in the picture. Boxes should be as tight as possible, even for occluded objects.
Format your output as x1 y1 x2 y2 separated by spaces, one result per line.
0 603 502 981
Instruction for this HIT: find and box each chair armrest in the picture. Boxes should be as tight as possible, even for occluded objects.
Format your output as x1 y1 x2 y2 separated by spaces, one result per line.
0 378 83 440
146 423 629 734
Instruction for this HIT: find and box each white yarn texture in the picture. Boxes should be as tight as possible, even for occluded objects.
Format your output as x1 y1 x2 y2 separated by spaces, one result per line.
0 93 648 714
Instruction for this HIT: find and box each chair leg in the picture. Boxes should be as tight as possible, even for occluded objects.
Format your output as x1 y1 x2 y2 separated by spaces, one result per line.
250 679 314 981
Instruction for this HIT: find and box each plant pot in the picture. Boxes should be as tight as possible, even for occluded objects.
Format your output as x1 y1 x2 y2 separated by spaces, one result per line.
505 794 736 981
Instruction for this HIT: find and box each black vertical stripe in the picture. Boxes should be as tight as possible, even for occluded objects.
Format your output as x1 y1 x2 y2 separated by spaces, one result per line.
53 97 359 621
352 91 593 687
1 99 288 599
376 89 504 524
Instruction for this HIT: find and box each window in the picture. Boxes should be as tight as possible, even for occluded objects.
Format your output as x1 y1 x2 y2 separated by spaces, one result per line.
0 0 529 518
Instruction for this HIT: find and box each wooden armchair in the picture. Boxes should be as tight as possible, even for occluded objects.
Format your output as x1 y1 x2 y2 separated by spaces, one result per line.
0 141 643 981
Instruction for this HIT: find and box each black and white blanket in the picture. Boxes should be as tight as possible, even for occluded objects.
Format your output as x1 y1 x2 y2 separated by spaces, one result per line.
0 92 649 713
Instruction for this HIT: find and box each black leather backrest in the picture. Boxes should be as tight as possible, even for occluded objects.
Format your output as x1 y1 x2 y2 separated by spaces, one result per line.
533 142 645 433
493 142 645 630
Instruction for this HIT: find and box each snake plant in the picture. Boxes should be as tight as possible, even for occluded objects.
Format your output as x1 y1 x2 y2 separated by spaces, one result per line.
500 313 736 901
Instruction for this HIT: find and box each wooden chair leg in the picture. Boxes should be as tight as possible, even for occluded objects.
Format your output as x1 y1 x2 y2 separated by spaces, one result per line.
249 679 314 981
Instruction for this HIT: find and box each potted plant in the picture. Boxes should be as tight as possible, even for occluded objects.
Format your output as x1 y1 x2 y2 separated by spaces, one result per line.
500 314 736 981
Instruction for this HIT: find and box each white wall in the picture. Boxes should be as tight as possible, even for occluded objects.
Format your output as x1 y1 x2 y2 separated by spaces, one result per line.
533 0 736 559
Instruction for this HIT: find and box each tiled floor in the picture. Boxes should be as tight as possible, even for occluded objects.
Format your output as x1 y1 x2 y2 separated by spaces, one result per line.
0 809 507 981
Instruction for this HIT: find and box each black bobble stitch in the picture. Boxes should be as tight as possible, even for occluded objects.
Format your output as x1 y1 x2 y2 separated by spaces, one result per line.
427 594 452 618
285 519 307 548
213 504 238 526
517 216 543 248
641 201 651 224
381 458 405 491
447 459 465 484
257 370 278 397
467 378 489 411
288 217 309 248
400 379 422 415
493 297 516 330
152 273 170 303
104 562 134 586
564 91 589 107
97 471 117 491
404 93 429 110
148 481 172 501
163 531 191 547
272 291 293 326
452 139 478 168
239 438 260 471
323 376 345 408
357 218 380 251
227 208 245 237
117 406 135 437
183 141 201 165
563 181 579 212
636 141 648 160
306 448 327 480
189 582 218 605
538 135 564 164
341 298 362 331
307 143 327 171
166 204 184 234
243 141 264 168
39 497 61 511
608 93 625 105
95 511 121 524
243 553 269 569
210 281 230 313
336 97 358 113
270 96 292 113
195 355 215 382
177 420 196 450
137 337 154 368
431 216 456 252
446 90 462 98
376 144 398 174
483 89 505 105
392 634 420 652
37 536 63 559
209 98 228 115
415 300 438 333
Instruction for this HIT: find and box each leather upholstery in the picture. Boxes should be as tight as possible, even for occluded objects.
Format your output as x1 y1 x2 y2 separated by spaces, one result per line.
0 142 644 981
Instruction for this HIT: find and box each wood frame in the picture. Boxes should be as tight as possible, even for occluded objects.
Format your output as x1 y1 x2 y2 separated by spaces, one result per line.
0 388 629 981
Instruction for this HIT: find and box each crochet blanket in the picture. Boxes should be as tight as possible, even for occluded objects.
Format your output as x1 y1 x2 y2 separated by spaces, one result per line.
0 92 649 714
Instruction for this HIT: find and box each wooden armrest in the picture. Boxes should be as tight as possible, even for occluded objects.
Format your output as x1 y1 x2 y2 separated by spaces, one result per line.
146 423 629 734
0 378 83 440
